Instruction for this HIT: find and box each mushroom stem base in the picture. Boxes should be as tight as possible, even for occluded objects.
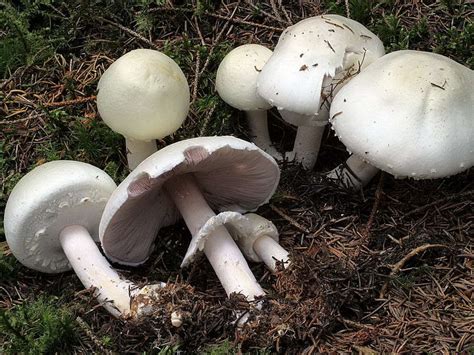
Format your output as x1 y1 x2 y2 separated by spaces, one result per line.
125 138 158 170
246 111 282 160
59 225 137 318
327 155 380 188
288 125 326 170
253 235 290 273
164 174 265 301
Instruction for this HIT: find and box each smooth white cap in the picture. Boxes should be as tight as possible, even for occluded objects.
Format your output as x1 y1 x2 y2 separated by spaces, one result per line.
97 49 190 141
216 44 272 111
330 50 474 179
257 14 385 125
4 161 117 273
99 136 280 266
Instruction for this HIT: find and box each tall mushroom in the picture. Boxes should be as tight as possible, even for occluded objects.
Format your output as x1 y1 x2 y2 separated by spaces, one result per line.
97 49 190 169
227 213 290 273
257 14 385 169
99 136 280 303
327 50 474 188
216 44 282 160
4 161 165 318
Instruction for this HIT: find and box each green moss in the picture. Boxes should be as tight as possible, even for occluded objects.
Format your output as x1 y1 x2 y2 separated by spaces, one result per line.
0 254 19 280
434 21 473 68
0 1 59 76
202 340 236 355
0 297 78 354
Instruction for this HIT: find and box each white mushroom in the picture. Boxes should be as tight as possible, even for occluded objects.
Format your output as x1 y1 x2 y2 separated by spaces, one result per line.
4 161 165 318
257 14 385 169
99 136 280 305
227 213 290 273
216 44 282 160
97 49 190 169
171 311 183 327
327 50 474 188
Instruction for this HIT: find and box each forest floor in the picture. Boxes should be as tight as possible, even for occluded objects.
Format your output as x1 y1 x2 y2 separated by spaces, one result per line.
1 1 473 353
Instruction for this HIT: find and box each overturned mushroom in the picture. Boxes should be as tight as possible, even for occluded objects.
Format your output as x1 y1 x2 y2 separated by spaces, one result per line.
97 49 190 169
4 161 165 318
216 44 282 160
228 213 290 273
328 50 474 188
257 15 385 169
99 136 280 304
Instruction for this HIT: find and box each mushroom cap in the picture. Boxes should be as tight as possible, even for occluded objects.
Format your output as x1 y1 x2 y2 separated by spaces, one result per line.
4 161 117 273
330 50 474 179
99 136 280 266
257 14 384 125
227 213 279 263
97 49 190 141
216 44 272 111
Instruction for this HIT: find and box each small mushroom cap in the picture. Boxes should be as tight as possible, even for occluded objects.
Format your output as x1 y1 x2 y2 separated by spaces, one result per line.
97 49 190 141
257 14 384 125
181 211 247 267
4 161 117 273
330 50 474 179
99 136 280 266
227 213 279 263
216 44 272 111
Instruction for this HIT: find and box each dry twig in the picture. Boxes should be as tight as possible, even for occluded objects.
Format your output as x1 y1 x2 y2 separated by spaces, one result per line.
270 204 310 234
76 316 112 354
364 172 385 240
403 189 474 218
42 96 97 108
98 17 160 50
379 243 448 298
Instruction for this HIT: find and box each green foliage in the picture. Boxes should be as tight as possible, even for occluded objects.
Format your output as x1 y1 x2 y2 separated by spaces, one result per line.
322 0 471 67
101 335 113 348
201 340 274 355
162 36 195 68
158 345 181 355
202 340 236 355
0 297 78 354
194 0 217 16
0 1 58 76
36 109 123 165
0 141 23 240
392 264 432 291
375 15 429 51
323 0 376 24
135 11 154 33
0 254 18 280
70 116 123 162
434 21 473 68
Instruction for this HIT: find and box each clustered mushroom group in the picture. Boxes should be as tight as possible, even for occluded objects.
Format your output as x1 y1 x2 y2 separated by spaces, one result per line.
4 13 473 327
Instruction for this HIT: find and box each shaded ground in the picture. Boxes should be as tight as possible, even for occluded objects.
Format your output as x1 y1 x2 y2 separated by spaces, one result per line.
1 1 473 353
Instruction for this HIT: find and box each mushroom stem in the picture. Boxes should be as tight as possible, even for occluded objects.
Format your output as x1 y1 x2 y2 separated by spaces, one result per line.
287 125 326 170
164 174 265 300
253 235 290 272
59 225 138 318
125 138 158 170
245 110 282 160
327 154 380 188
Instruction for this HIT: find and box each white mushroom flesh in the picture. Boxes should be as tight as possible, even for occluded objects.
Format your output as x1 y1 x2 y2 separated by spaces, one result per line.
97 49 190 168
257 14 385 169
329 50 474 183
165 174 265 300
216 44 282 160
4 161 165 318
